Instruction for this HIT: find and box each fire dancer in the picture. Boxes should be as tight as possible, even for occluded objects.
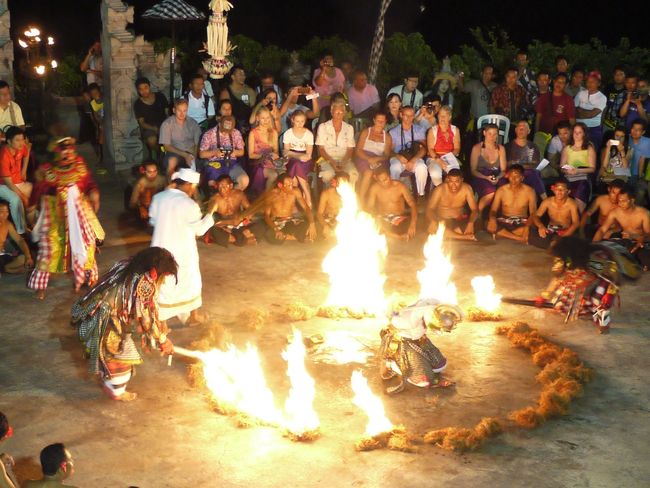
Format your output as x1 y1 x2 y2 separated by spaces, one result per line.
316 171 348 239
580 179 625 240
367 166 417 240
529 179 579 249
72 247 177 400
264 173 316 243
149 168 217 326
425 168 478 240
486 164 537 242
28 137 104 300
380 299 457 394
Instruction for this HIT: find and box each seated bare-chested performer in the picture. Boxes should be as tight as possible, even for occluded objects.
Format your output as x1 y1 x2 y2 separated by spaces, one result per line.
367 166 417 240
529 179 580 249
129 161 167 222
425 168 478 240
264 173 317 243
205 174 259 247
317 171 348 240
580 179 625 240
593 187 650 270
486 164 536 242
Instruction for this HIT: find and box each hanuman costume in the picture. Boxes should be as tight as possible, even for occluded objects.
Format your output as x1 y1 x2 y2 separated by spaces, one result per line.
28 138 104 292
380 299 462 394
71 247 177 399
541 237 641 334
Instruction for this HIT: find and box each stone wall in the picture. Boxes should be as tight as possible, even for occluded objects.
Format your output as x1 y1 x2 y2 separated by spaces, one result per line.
0 0 14 89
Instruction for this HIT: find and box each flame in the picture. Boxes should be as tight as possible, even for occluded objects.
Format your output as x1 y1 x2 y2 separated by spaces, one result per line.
471 275 502 312
282 329 320 435
417 224 457 305
321 182 387 316
202 344 283 425
351 370 393 437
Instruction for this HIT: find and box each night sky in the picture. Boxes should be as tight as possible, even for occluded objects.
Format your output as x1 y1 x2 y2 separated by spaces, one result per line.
7 0 645 60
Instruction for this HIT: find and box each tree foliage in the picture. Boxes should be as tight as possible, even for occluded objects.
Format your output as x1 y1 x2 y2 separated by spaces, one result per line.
376 32 439 93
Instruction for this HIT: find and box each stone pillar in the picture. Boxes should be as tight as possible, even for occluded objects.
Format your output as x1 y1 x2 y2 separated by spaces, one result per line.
0 0 14 89
101 0 143 172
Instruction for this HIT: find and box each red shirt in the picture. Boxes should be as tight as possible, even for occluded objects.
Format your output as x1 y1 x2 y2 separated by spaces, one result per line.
0 145 27 184
534 92 575 134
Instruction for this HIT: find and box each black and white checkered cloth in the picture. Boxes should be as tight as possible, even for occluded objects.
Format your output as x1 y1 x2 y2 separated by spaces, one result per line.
142 0 206 21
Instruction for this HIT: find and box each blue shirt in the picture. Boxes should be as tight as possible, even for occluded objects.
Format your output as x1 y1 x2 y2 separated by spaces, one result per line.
629 136 650 177
624 98 650 131
389 124 427 153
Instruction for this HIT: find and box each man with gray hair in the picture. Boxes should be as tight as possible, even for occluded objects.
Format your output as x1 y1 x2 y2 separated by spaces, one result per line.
316 101 358 186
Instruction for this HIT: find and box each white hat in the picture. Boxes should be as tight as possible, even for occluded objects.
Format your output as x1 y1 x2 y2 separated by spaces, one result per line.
171 168 200 184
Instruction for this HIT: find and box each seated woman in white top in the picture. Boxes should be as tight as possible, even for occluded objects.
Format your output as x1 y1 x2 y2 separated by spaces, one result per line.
283 110 315 208
354 110 393 203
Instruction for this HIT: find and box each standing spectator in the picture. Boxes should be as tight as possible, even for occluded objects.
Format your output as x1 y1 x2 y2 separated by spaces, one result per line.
22 443 77 488
388 106 428 197
0 127 33 235
256 72 283 105
200 115 248 191
87 83 105 167
554 55 569 77
387 73 424 110
619 74 649 131
283 110 315 207
185 74 216 130
533 71 551 106
426 105 461 187
560 122 597 212
506 120 547 199
347 70 380 118
628 120 650 205
603 66 627 130
574 71 607 150
565 68 585 98
340 60 354 90
0 412 18 488
489 67 527 125
279 86 320 133
0 81 25 142
219 66 256 130
534 73 576 134
158 99 202 177
430 74 456 110
316 101 358 186
515 50 537 119
197 66 215 100
312 53 346 108
461 64 497 120
134 77 169 161
80 40 103 86
384 93 402 131
546 120 572 177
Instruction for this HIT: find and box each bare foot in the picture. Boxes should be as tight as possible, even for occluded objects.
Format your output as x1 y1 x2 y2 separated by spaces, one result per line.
114 391 138 401
36 290 46 300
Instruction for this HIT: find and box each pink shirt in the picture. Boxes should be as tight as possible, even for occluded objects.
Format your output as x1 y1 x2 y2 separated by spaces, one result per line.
312 67 346 107
347 84 380 116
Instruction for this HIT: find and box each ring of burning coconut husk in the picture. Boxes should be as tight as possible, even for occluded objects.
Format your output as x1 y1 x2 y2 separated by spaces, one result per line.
466 306 503 322
355 425 420 453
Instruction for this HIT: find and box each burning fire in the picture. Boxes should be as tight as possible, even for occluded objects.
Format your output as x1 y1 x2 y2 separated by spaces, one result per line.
417 224 457 305
351 370 393 437
471 276 502 312
282 329 320 436
321 182 387 316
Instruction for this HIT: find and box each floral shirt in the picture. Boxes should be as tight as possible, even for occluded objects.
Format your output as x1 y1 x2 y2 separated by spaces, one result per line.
490 84 527 121
199 127 244 162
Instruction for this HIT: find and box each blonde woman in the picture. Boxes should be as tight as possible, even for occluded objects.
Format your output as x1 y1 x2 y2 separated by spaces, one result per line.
248 107 281 191
283 110 315 207
426 105 461 187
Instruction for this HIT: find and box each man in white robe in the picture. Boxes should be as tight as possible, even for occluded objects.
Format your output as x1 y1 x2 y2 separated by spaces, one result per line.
149 168 217 325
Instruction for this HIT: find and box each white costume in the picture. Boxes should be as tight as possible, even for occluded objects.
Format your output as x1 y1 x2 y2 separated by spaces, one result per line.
149 169 214 322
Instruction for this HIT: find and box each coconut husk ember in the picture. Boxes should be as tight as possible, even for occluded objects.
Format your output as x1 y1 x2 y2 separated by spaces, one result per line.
466 307 503 322
355 426 419 453
237 308 269 330
285 302 317 321
284 428 322 442
423 417 503 453
317 306 372 320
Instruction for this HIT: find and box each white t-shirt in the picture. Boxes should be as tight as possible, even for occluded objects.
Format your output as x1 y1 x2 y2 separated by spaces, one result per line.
574 89 607 127
87 54 103 86
187 91 215 124
547 135 565 156
281 104 310 133
283 128 314 152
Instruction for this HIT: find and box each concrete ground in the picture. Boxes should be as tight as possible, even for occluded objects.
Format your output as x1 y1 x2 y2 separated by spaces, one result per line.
1 150 649 488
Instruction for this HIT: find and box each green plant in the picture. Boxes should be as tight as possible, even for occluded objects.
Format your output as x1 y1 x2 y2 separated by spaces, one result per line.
376 32 438 93
298 36 359 68
52 54 84 96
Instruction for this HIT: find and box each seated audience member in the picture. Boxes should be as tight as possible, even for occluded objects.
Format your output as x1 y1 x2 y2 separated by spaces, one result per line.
387 73 424 111
560 122 596 212
158 98 202 177
250 88 282 133
256 72 283 104
340 60 354 89
489 67 527 123
0 412 18 488
486 164 537 242
565 67 585 98
219 65 256 130
575 71 607 150
603 66 627 130
0 198 32 277
619 73 649 131
248 107 281 192
529 179 580 249
505 120 547 199
599 129 630 189
367 166 417 240
134 77 169 161
279 86 320 133
0 127 33 235
87 83 105 166
0 81 26 142
347 70 380 118
263 173 316 243
312 53 346 108
316 101 358 187
128 161 167 222
414 95 441 131
185 74 216 130
628 120 650 206
22 443 77 488
200 115 247 191
197 66 215 99
546 120 572 178
593 187 650 270
425 168 478 241
461 64 496 121
318 91 351 125
470 123 507 212
317 171 348 239
580 179 625 240
355 111 392 203
388 106 428 198
205 175 258 247
283 110 315 208
534 73 575 135
217 99 233 122
384 93 402 131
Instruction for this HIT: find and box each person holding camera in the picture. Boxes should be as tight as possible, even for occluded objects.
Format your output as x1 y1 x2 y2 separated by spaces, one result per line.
312 53 346 108
80 40 103 86
250 88 282 133
279 86 320 133
388 106 428 198
619 74 649 131
200 115 247 192
414 95 441 131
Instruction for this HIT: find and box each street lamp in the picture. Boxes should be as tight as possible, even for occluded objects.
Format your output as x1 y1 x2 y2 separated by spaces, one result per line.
17 25 58 76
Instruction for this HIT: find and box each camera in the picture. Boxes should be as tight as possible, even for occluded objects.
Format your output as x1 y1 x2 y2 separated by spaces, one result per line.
296 87 310 95
425 102 436 114
631 90 640 99
220 146 233 160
